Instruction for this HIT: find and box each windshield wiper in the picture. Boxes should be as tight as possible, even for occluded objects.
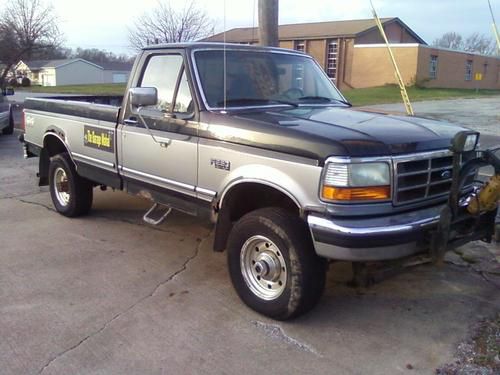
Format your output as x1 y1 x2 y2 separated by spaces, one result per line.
297 96 352 107
216 98 298 108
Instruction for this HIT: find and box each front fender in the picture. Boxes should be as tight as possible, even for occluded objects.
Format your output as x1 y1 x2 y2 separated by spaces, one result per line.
217 164 312 211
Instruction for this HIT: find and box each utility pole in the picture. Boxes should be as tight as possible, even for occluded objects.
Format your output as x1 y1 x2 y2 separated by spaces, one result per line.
258 0 279 47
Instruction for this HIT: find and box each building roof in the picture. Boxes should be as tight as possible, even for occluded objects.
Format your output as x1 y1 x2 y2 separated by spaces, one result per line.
204 17 426 44
98 61 133 71
20 58 103 70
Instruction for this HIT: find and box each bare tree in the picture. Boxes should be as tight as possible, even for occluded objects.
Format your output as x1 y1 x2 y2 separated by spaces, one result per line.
463 33 496 55
72 48 133 64
0 0 62 86
432 32 463 50
128 0 215 51
432 31 496 55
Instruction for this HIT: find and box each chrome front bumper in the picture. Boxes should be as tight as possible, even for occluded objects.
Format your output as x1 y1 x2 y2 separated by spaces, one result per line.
307 205 443 261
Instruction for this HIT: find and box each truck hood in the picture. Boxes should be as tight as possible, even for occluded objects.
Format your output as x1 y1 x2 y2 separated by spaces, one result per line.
202 106 470 162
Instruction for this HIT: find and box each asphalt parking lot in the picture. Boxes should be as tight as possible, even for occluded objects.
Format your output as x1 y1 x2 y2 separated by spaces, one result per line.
0 97 499 374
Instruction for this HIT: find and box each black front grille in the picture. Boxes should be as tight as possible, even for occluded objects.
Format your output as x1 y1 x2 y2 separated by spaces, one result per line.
394 152 475 205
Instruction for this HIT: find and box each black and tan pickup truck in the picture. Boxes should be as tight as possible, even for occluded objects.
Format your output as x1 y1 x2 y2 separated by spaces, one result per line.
21 43 500 320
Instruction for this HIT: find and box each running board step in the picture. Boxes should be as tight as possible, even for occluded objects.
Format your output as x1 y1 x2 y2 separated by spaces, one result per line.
143 203 172 226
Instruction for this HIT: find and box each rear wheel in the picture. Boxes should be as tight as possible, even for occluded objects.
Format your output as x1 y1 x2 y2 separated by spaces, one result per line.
49 153 93 217
227 208 327 320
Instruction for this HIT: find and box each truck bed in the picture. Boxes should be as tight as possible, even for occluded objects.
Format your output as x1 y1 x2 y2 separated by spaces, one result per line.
24 95 123 189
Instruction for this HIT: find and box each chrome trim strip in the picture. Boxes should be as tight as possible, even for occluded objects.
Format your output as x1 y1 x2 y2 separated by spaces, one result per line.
120 166 195 191
392 149 453 162
196 186 217 197
307 213 439 236
325 155 392 164
72 152 115 168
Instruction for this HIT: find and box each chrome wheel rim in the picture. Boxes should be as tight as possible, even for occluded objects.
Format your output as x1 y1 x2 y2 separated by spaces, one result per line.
54 167 70 206
240 235 287 300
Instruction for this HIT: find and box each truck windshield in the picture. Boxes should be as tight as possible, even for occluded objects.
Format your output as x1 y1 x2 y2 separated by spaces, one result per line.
193 50 347 109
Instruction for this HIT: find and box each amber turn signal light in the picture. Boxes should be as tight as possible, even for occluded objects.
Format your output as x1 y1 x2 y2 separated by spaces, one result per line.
322 186 391 201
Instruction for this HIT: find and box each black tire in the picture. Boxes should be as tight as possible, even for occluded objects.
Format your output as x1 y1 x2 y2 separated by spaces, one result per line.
227 207 327 320
49 153 93 217
2 110 14 135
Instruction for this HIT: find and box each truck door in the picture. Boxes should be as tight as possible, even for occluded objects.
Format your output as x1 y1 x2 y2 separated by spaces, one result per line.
118 52 199 208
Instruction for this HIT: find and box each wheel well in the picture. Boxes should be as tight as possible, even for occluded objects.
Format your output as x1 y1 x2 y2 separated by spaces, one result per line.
213 182 301 252
38 133 70 186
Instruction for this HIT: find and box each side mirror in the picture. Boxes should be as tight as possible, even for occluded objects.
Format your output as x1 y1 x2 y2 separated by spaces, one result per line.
129 87 158 107
451 131 480 153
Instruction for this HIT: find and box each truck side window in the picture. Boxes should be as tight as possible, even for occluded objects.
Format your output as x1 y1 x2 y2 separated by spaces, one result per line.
173 69 193 114
140 54 183 112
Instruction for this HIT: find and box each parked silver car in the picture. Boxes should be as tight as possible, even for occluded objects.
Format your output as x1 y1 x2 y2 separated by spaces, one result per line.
0 88 14 135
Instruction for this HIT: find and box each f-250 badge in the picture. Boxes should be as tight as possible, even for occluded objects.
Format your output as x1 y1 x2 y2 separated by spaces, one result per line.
211 158 231 171
84 126 114 153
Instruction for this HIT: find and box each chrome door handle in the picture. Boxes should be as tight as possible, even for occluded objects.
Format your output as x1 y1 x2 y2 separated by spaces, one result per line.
159 139 172 148
124 118 138 125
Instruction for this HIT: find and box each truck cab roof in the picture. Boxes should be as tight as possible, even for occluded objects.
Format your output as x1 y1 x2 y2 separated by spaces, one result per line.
142 42 307 56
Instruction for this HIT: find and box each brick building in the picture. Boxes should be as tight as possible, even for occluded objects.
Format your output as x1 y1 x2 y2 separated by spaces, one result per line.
204 18 500 90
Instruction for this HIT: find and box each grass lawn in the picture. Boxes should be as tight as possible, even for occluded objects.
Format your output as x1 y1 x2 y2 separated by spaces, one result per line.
343 85 500 107
15 83 500 106
16 83 126 96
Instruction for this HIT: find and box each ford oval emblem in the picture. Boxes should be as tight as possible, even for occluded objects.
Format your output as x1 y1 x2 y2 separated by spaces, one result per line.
441 170 452 179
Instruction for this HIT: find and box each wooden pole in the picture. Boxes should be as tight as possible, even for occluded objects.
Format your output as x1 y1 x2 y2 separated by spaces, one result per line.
258 0 279 47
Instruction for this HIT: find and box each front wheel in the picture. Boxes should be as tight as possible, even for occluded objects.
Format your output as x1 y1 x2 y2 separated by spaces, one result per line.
227 208 327 320
49 153 93 217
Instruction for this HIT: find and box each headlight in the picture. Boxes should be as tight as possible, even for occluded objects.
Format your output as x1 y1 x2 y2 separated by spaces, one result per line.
321 162 391 202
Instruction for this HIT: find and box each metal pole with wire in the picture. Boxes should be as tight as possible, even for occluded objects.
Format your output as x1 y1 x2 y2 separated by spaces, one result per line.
369 0 414 116
488 0 500 53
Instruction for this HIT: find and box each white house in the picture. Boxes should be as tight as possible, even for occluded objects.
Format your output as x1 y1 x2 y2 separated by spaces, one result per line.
14 59 132 86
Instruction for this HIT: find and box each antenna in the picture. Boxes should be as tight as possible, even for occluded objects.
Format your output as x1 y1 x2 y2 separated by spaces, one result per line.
252 0 256 43
223 0 227 112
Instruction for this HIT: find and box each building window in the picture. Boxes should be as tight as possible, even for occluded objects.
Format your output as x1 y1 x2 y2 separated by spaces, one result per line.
465 60 473 81
326 39 339 82
429 55 438 79
294 40 305 52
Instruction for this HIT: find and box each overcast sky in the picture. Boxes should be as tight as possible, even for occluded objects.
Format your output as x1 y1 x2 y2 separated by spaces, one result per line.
0 0 498 55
